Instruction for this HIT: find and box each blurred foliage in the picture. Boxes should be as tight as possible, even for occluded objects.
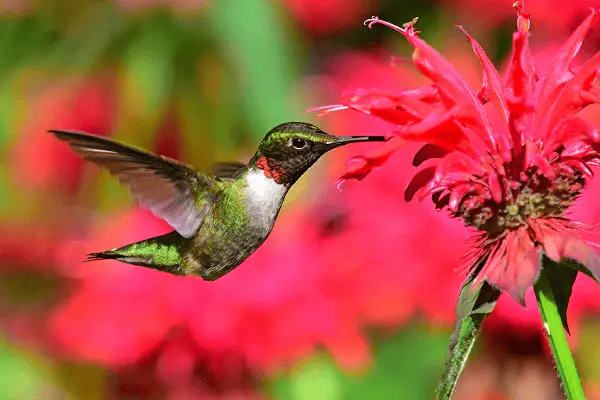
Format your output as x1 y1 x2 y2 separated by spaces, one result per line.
269 325 448 400
0 339 52 398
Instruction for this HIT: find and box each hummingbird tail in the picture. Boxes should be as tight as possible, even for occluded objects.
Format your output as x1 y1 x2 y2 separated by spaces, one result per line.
86 252 120 262
85 231 186 275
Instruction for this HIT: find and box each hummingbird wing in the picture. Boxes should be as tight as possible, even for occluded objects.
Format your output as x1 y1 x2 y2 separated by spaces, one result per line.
211 162 246 179
49 130 218 238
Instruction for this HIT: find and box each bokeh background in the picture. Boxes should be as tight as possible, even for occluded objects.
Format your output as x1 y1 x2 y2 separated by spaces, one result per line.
1 0 600 398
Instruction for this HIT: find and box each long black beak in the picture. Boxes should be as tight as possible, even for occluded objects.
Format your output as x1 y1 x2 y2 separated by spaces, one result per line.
330 135 387 146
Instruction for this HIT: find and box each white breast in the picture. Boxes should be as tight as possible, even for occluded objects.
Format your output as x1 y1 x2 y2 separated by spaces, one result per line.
244 168 288 234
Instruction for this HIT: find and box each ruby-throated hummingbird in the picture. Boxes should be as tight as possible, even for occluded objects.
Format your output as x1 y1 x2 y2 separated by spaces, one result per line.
50 122 385 280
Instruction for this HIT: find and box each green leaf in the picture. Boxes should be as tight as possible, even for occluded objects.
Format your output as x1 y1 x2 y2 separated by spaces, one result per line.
437 268 501 400
0 16 53 77
541 255 578 334
46 3 127 72
0 75 19 153
0 336 56 398
206 0 301 141
0 16 54 152
54 361 107 400
116 12 176 145
0 334 106 398
174 44 238 166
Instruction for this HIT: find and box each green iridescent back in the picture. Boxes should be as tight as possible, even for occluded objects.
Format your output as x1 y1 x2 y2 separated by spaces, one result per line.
179 174 282 280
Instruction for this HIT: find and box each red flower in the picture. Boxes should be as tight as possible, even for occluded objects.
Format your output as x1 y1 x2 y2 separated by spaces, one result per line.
443 0 600 30
283 0 379 36
315 5 600 304
0 0 32 16
11 78 115 194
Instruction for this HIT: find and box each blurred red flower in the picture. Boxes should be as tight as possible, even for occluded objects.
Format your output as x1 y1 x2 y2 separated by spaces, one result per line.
0 0 32 16
443 0 600 30
283 0 378 36
308 51 473 326
11 77 115 195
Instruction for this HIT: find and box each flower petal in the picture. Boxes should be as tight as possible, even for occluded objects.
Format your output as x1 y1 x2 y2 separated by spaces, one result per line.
365 17 498 153
543 228 600 281
412 143 448 166
457 25 509 123
448 183 473 212
435 151 485 180
505 31 535 151
564 240 600 281
546 50 600 129
537 8 599 128
341 89 425 124
488 171 503 204
404 166 436 202
395 105 469 152
529 153 556 180
545 116 600 154
335 139 404 189
484 229 540 305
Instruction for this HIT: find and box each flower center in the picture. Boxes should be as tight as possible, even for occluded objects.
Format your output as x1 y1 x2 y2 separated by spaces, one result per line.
457 167 585 236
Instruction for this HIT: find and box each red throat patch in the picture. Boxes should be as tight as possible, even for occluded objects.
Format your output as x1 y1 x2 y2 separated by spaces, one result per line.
256 156 286 184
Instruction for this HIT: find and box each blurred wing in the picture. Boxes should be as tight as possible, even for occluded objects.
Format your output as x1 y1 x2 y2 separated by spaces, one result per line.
50 130 218 238
211 162 246 179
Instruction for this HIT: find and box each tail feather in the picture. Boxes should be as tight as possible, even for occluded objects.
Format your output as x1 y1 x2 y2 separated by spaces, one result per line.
85 252 121 262
85 231 187 275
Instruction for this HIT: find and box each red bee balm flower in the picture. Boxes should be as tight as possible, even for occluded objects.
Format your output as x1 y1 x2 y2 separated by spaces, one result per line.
314 5 600 304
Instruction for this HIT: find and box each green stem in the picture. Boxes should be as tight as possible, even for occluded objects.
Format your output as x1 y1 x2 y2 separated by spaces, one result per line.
534 271 585 400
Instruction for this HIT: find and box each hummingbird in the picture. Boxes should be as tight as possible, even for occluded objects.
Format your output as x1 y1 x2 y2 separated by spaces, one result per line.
50 122 385 280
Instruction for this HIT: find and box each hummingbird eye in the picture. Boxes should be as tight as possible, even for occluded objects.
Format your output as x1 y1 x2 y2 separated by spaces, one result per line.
291 138 307 150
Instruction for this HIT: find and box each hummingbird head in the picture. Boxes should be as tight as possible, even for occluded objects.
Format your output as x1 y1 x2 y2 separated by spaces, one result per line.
250 122 385 186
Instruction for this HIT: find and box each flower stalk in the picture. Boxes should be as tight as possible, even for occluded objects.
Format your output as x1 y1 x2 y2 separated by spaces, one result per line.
437 276 500 400
534 268 585 400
